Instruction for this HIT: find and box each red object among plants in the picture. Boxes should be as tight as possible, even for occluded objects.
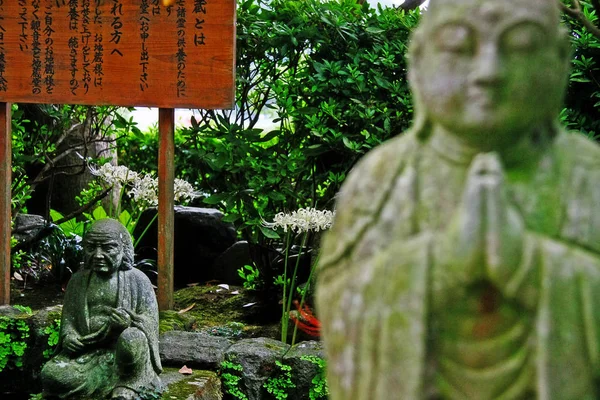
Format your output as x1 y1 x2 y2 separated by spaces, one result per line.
290 300 321 337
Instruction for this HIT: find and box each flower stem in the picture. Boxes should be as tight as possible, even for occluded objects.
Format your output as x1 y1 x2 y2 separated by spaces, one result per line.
291 254 320 346
133 212 158 249
284 230 309 344
281 230 292 343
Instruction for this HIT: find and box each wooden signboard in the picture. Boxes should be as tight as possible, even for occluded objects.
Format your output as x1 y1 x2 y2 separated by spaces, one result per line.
0 0 235 108
0 0 236 309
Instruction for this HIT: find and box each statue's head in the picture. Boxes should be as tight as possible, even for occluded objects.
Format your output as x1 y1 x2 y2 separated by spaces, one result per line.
83 219 134 276
409 0 570 150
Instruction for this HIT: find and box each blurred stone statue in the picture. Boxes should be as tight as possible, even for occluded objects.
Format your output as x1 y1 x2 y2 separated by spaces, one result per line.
42 219 162 399
317 0 600 398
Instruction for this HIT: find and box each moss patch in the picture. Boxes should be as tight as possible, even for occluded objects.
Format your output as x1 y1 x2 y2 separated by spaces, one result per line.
161 286 280 339
159 310 198 334
161 367 222 400
173 285 251 326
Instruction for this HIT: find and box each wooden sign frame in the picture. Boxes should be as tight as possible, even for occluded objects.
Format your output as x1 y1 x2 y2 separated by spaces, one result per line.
0 0 236 310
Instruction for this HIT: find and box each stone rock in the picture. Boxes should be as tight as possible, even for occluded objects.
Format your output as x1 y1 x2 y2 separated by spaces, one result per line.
212 241 253 285
27 306 63 382
160 331 233 369
161 367 223 400
12 214 47 244
222 337 290 400
283 341 325 400
134 206 237 287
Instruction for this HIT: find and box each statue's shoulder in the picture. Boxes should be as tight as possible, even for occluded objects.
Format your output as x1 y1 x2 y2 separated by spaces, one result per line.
336 131 418 209
555 130 600 169
122 268 154 288
319 131 419 269
67 269 90 286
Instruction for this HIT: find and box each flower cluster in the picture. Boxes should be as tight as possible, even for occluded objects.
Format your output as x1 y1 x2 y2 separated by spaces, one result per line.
174 178 197 203
91 163 139 186
128 174 159 207
90 163 197 207
263 207 335 233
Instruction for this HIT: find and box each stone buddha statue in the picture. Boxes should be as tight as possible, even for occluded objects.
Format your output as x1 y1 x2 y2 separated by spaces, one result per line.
41 219 162 399
316 0 600 398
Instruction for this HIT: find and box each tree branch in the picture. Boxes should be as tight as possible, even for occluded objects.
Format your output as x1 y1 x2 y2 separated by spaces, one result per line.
561 0 600 41
398 0 426 10
52 187 112 225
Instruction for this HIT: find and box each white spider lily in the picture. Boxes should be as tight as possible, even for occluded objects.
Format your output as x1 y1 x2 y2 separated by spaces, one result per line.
174 178 197 203
90 164 139 186
263 207 335 233
128 174 159 207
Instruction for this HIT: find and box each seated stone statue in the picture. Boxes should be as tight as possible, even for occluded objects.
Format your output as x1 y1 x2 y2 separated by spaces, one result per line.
317 0 600 399
42 219 162 399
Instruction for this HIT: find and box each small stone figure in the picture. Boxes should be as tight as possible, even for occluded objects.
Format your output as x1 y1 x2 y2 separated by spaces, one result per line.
42 219 162 399
317 0 600 399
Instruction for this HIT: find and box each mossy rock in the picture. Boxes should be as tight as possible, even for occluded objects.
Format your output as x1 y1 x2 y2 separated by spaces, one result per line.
161 286 280 339
172 285 263 327
161 367 222 400
159 310 199 334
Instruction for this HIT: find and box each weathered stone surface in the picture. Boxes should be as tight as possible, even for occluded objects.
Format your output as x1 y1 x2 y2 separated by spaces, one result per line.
317 0 600 399
212 241 252 285
12 213 46 244
283 341 325 400
20 3 600 400
223 337 289 400
41 219 162 399
27 305 62 382
134 206 237 287
159 331 233 369
160 368 223 400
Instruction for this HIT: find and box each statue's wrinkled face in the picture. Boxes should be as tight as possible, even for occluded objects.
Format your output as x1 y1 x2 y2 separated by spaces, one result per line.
410 0 569 149
84 228 124 276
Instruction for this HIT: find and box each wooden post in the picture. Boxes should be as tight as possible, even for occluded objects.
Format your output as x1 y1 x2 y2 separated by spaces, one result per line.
0 103 11 305
158 108 175 311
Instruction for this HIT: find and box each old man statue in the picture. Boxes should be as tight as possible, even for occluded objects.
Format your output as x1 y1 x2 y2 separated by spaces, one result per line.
316 0 600 399
42 219 162 399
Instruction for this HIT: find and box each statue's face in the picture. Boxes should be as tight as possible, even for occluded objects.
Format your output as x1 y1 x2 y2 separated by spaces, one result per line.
83 232 124 276
411 0 569 149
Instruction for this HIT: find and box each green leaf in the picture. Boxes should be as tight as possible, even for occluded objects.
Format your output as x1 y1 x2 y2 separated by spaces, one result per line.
49 209 64 222
268 192 287 202
92 206 109 221
222 214 241 223
342 136 355 150
366 26 385 34
119 210 134 231
203 193 228 205
259 226 280 239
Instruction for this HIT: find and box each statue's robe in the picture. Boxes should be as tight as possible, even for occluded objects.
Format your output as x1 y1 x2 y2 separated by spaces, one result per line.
42 268 162 399
317 127 600 400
